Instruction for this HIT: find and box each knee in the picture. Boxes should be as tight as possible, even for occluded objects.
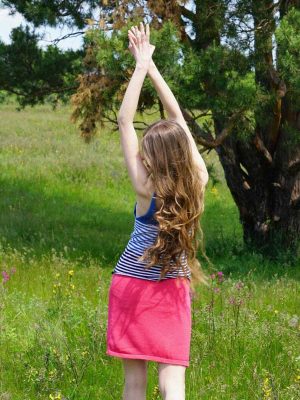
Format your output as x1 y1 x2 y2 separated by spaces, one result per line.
158 366 185 400
125 374 147 391
159 382 185 400
123 362 147 390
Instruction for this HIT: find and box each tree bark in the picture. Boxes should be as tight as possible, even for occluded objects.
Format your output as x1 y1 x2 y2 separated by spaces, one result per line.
182 0 300 251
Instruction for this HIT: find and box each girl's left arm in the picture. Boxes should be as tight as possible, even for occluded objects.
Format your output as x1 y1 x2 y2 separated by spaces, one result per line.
117 23 153 197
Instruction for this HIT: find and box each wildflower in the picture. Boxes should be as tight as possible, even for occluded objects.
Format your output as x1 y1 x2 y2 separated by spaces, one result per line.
274 310 278 314
262 372 273 400
68 270 74 277
288 316 299 328
210 273 216 280
210 187 218 196
213 287 221 293
228 296 236 305
235 281 244 290
55 273 60 279
49 393 62 400
69 283 75 290
217 271 223 277
2 270 10 284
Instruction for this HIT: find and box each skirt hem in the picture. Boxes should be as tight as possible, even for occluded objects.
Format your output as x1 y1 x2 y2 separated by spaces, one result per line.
106 349 189 367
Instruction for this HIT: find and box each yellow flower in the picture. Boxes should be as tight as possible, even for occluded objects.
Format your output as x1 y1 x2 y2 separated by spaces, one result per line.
49 393 62 400
274 310 278 314
210 187 218 195
68 270 74 277
70 283 75 290
55 273 60 279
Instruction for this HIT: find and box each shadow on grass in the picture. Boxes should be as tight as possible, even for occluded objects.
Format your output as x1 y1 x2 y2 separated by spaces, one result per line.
0 176 132 267
0 176 298 280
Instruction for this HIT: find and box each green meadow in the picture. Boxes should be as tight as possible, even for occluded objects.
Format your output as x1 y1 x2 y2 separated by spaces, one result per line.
0 103 299 400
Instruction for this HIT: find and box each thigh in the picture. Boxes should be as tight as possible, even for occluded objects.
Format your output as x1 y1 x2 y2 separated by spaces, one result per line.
122 358 148 384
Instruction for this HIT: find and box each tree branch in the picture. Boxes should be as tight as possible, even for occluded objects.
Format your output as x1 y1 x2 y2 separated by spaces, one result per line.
179 5 196 22
288 159 300 176
253 130 273 164
179 105 214 145
180 106 244 149
51 31 85 45
265 53 287 154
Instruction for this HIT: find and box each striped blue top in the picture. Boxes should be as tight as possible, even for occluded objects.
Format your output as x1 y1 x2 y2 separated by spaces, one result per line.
112 192 191 281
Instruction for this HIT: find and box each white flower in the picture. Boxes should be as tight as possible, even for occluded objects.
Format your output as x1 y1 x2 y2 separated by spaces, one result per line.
288 315 299 328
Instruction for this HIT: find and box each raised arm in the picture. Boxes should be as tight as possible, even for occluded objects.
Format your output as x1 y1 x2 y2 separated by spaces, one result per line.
147 60 209 186
117 23 154 197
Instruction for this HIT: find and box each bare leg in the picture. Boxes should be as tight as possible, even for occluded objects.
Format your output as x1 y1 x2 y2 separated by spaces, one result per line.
158 363 186 400
122 359 148 400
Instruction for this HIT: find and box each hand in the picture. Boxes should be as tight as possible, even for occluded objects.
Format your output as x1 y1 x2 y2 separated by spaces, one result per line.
127 22 155 69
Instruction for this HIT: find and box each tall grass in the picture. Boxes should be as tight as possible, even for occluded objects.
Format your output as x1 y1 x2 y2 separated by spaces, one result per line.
0 103 299 399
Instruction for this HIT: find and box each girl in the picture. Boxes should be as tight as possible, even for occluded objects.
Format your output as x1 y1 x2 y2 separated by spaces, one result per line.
106 22 209 400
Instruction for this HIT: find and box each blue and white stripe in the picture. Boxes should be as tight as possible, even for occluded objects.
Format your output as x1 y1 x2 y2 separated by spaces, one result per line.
112 194 191 281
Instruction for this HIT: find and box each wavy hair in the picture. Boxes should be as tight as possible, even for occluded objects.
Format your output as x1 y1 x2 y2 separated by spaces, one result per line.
138 119 211 293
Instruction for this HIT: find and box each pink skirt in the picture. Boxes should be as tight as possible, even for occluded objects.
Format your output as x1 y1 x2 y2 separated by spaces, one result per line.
106 274 192 367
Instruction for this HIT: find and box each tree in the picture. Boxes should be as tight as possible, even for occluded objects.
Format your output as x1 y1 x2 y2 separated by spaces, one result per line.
71 0 300 254
1 0 299 253
0 25 83 107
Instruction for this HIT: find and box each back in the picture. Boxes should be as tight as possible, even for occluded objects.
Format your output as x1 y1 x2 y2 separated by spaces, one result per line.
112 192 191 281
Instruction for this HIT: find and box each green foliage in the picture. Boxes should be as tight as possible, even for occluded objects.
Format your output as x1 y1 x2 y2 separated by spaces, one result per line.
1 0 98 28
0 25 83 107
275 7 300 109
71 21 185 138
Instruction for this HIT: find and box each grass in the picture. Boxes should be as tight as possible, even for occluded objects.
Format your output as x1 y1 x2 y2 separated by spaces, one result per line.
0 103 299 400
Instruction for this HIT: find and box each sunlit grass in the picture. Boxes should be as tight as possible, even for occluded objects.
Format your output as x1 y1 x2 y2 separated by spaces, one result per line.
0 103 299 399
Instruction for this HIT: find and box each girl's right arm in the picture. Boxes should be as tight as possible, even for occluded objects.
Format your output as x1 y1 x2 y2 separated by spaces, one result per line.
147 60 209 186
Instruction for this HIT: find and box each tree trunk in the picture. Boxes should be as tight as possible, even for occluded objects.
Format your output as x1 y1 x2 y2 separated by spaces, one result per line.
214 124 300 253
212 1 300 252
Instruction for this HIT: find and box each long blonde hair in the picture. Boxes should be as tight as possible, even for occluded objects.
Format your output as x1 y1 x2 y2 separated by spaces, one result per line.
138 119 210 293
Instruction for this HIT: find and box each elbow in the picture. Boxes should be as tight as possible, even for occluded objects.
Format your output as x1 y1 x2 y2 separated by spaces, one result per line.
201 171 209 187
117 114 131 125
204 173 209 187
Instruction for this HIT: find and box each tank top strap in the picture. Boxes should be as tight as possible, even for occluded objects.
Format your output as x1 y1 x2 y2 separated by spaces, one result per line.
134 191 157 224
150 191 156 212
